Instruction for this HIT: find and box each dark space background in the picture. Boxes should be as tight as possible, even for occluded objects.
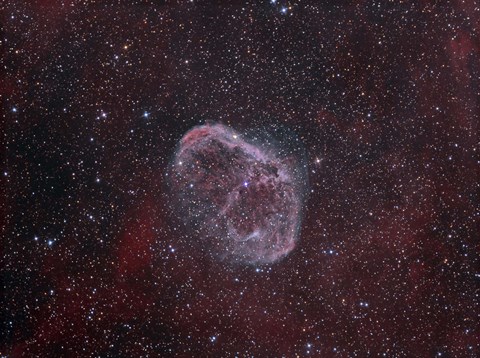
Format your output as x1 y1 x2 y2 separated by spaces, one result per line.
1 1 479 357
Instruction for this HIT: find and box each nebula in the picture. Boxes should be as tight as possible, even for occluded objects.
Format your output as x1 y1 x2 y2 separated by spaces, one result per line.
167 122 307 264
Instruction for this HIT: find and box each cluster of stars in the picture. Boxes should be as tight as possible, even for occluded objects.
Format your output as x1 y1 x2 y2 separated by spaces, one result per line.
2 1 478 357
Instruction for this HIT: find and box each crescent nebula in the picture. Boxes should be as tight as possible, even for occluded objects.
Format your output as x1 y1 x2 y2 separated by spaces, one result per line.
167 122 308 265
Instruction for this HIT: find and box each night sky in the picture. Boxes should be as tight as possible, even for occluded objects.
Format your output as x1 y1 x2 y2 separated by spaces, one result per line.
2 1 479 357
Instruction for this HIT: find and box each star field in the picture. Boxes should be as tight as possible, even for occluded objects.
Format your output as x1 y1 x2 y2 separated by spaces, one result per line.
2 1 479 357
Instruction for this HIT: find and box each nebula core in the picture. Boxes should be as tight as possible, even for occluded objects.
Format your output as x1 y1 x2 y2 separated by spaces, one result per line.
167 122 307 264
